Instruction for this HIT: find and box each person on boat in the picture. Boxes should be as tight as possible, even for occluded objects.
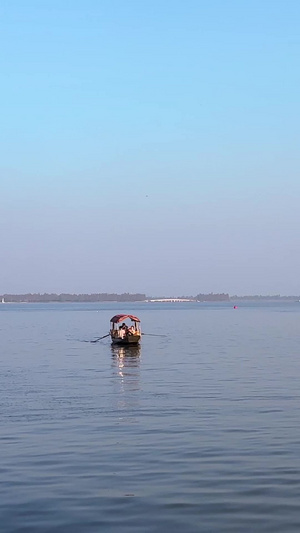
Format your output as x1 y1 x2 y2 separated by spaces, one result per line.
119 323 129 337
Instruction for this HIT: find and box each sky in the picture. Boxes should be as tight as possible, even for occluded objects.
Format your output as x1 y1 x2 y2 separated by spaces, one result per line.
1 0 300 296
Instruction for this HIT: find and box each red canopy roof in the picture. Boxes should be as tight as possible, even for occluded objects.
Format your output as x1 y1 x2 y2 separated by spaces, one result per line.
110 314 140 323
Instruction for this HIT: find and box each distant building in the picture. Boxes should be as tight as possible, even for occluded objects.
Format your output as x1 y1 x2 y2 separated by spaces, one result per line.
148 298 194 302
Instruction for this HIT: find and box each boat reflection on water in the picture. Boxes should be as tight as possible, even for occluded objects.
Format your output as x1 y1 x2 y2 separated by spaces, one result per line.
111 344 141 399
111 344 141 361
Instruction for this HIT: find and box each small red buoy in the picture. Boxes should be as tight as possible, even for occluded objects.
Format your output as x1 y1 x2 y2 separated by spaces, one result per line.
233 305 238 309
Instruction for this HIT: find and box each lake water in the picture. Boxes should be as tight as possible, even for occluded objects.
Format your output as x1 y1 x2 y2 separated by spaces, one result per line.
1 301 300 532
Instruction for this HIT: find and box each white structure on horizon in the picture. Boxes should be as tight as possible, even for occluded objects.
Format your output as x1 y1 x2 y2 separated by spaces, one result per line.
147 298 193 303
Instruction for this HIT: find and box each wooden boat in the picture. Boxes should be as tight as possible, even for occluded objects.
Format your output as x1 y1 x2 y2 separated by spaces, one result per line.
110 314 141 345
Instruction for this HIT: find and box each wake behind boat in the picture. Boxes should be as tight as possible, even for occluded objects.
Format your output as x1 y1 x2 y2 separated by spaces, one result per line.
110 314 141 345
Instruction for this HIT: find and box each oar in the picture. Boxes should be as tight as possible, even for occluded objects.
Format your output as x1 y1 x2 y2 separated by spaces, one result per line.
141 332 167 337
90 333 110 343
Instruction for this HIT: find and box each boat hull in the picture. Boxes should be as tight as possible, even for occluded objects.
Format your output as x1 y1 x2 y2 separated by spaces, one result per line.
111 334 141 345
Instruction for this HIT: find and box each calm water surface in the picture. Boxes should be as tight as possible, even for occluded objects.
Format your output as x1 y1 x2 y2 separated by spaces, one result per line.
1 302 300 532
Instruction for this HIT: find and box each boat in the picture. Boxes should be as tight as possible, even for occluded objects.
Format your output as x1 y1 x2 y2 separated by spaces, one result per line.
110 314 141 345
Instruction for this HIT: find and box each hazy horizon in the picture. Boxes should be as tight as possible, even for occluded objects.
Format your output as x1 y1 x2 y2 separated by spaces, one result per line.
2 1 299 296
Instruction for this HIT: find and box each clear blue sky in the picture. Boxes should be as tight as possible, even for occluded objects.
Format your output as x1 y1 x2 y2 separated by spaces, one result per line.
1 0 300 295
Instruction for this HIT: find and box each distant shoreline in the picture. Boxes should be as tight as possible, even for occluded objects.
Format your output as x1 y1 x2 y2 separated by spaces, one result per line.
1 293 299 304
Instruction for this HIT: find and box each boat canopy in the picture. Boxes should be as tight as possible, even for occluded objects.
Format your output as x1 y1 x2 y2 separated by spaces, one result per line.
110 314 140 323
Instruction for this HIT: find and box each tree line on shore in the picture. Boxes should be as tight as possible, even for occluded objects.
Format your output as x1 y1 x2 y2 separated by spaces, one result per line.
0 293 146 303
